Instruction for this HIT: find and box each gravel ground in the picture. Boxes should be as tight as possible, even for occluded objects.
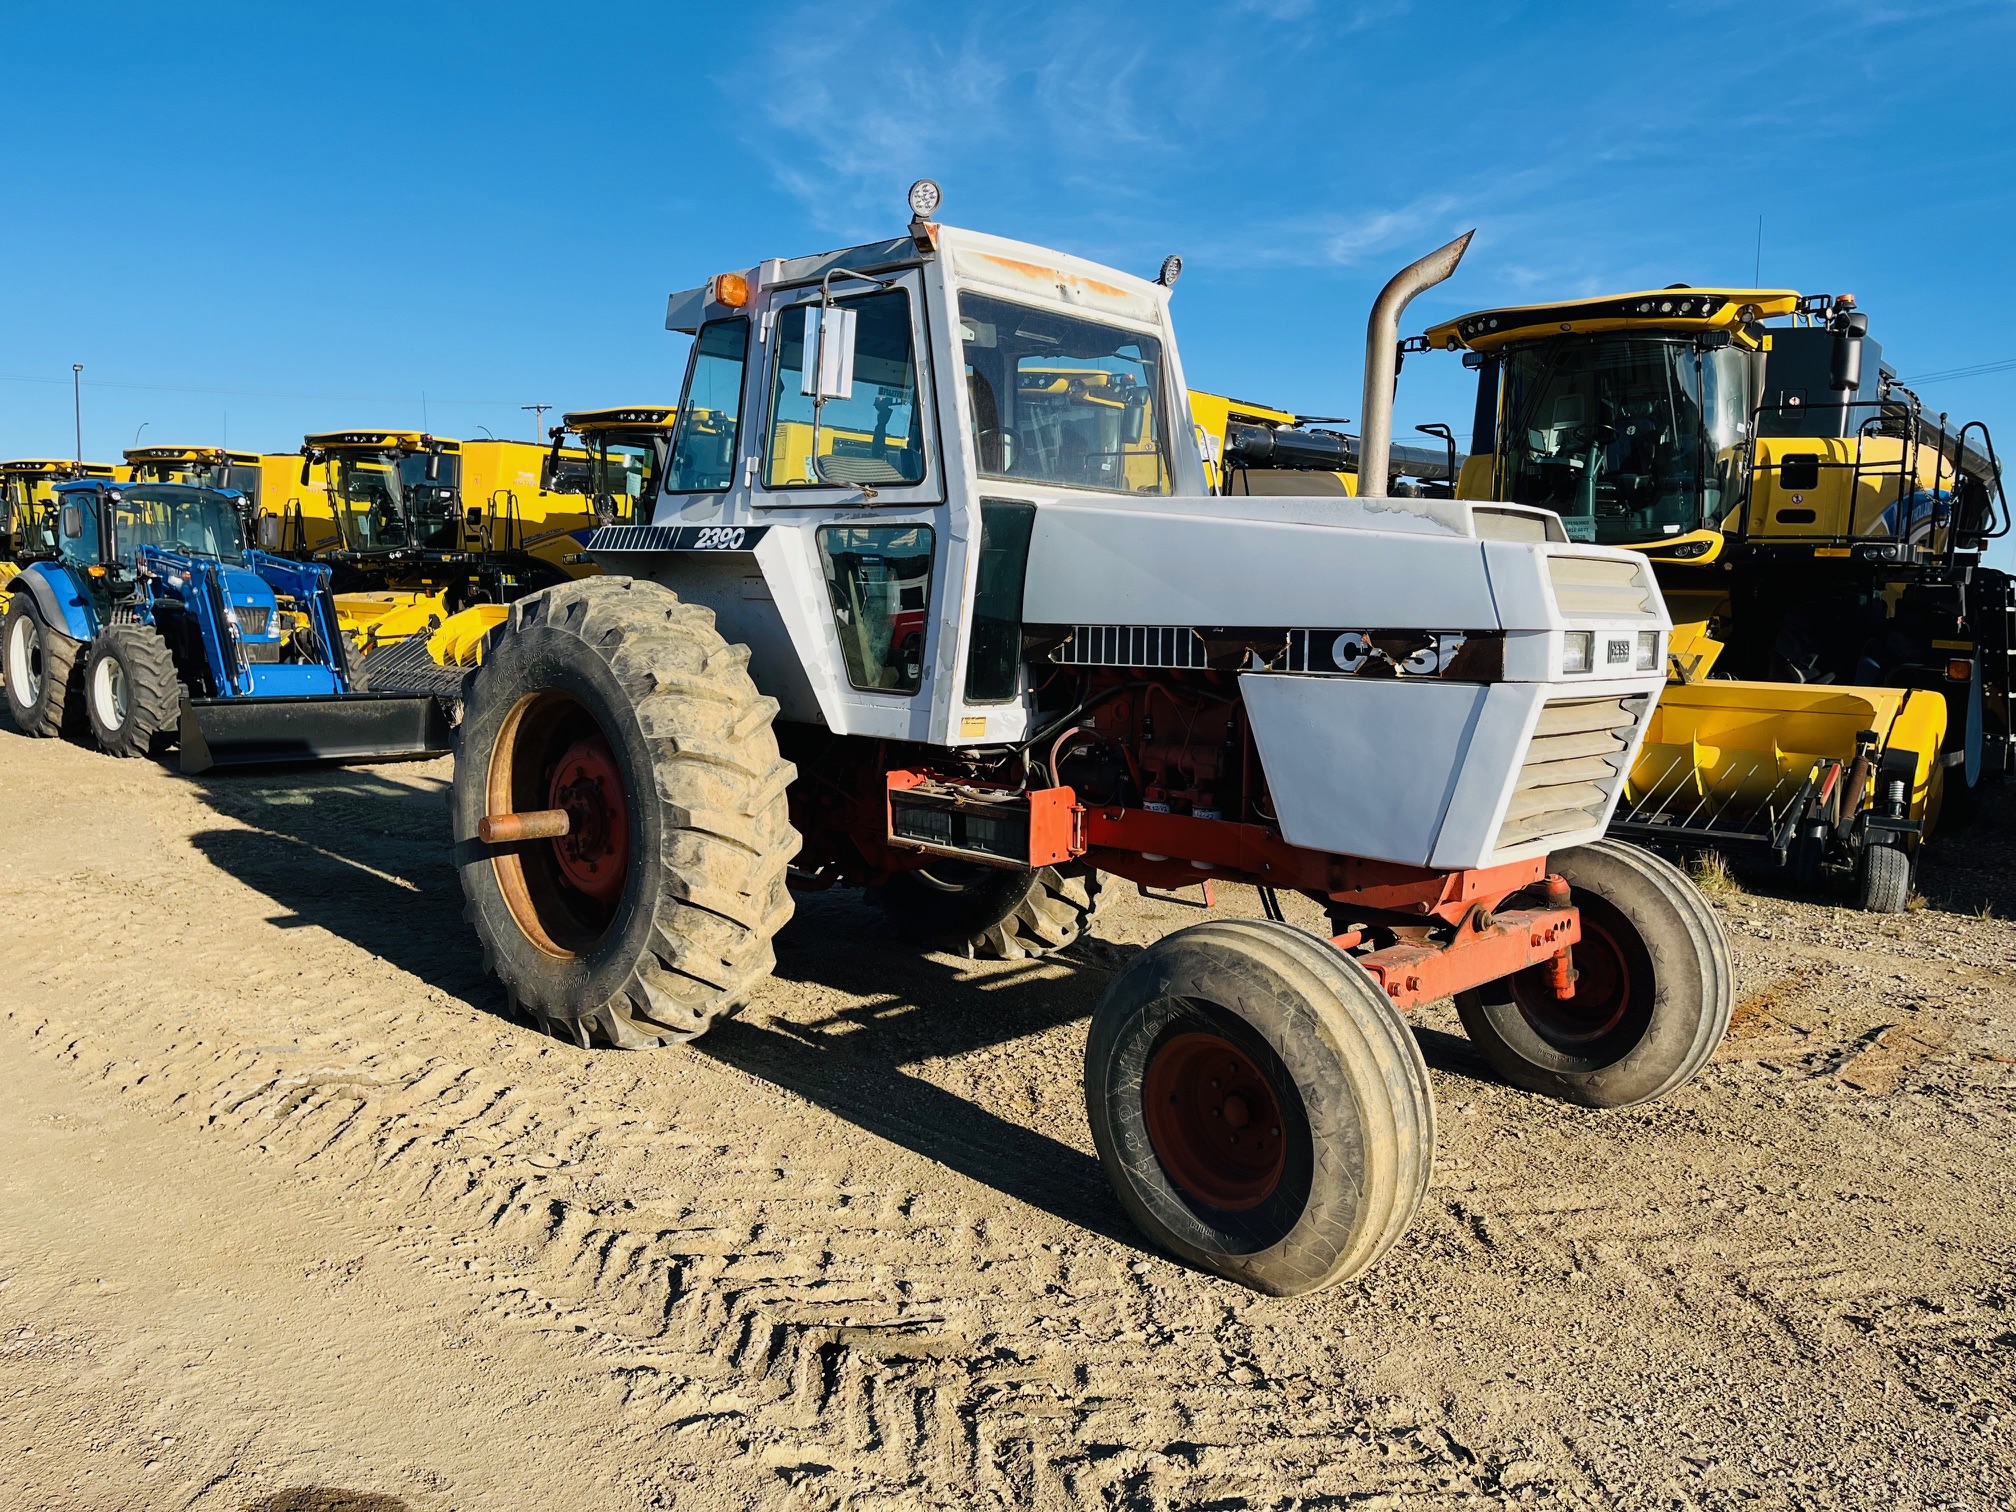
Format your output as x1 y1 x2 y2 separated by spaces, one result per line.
0 723 2012 1511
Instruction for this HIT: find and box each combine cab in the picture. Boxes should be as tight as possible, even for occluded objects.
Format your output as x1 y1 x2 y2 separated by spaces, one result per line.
1426 286 2010 909
124 444 341 558
2 479 448 771
2 458 118 584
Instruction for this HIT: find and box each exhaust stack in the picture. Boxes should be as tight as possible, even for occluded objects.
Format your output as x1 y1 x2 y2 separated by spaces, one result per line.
1358 230 1474 499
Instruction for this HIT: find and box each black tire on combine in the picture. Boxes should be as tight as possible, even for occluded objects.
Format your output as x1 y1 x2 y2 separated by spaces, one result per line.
1856 842 1913 915
3 595 83 739
1085 917 1435 1296
1454 839 1733 1109
452 577 800 1049
877 861 1104 959
83 624 182 758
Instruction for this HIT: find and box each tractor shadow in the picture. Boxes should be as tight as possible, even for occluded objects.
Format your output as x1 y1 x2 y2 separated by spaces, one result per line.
183 764 496 1009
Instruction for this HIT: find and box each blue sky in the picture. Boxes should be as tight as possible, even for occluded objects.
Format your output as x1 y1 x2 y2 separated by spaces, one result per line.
4 0 2014 553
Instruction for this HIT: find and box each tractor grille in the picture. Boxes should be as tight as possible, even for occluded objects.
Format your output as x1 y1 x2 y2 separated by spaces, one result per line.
1546 554 1654 618
1052 625 1207 670
1497 695 1647 850
233 606 271 636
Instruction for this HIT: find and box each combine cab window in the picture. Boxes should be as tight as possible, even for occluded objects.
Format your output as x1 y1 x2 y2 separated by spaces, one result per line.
330 453 461 551
766 293 925 490
1498 337 1753 545
666 318 747 492
959 293 1173 496
818 524 933 695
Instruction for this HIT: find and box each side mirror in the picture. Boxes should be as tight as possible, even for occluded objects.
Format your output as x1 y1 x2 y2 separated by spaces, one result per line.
61 504 83 539
800 305 858 401
465 506 484 530
257 515 281 550
1123 393 1149 445
1830 312 1869 392
426 450 443 482
299 452 313 487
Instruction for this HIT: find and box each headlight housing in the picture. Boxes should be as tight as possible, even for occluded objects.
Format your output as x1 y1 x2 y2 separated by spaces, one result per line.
1561 631 1594 674
1636 630 1659 670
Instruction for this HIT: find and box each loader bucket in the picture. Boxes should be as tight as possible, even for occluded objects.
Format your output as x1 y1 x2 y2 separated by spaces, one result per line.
1616 679 1947 852
178 692 453 774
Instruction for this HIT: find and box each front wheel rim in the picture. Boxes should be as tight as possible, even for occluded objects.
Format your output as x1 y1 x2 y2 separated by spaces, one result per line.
1509 918 1633 1048
1143 1029 1288 1212
92 655 128 731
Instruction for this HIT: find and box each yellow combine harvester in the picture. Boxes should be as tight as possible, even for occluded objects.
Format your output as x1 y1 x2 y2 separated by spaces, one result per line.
299 427 642 693
2 459 120 593
1423 285 2010 909
1188 389 1462 497
123 445 341 554
543 405 678 526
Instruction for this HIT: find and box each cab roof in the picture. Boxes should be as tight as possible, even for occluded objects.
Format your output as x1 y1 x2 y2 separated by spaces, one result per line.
1425 287 1803 354
305 430 461 453
2 458 116 476
125 445 259 465
54 478 244 500
563 405 679 432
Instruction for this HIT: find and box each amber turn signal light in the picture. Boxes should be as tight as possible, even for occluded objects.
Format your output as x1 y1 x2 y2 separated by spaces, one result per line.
708 272 750 308
1947 658 1973 681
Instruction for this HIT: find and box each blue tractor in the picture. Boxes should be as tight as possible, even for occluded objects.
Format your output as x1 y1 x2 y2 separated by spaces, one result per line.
2 479 451 771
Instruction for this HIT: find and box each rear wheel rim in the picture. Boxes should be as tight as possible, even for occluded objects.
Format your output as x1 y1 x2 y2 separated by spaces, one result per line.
8 615 41 703
487 690 633 956
1143 1029 1288 1212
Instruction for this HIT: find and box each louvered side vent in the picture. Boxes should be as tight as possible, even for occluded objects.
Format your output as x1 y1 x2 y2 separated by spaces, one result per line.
1052 625 1207 669
235 606 271 636
1546 554 1652 617
1498 695 1648 850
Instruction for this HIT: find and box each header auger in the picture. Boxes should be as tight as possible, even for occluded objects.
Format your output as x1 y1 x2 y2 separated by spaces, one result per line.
446 188 1730 1295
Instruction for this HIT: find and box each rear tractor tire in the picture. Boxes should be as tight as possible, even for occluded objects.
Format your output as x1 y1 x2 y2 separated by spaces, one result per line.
3 596 83 739
1455 839 1733 1109
452 577 800 1049
1085 917 1436 1296
877 860 1105 959
83 624 181 758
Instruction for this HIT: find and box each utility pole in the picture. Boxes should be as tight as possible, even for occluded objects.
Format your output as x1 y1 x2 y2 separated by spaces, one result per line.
522 402 552 441
71 364 84 462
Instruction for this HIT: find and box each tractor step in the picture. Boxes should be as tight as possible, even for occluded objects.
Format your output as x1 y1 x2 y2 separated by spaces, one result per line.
179 692 453 774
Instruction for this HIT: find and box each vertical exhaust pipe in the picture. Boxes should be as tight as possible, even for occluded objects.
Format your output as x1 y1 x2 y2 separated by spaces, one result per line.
1358 230 1474 499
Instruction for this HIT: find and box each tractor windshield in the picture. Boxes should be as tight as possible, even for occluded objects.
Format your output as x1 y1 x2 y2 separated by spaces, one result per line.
328 451 462 552
959 293 1174 495
112 485 247 564
1496 336 1754 544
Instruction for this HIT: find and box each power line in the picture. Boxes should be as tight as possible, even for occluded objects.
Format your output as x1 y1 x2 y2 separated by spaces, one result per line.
0 371 531 408
1895 357 2016 386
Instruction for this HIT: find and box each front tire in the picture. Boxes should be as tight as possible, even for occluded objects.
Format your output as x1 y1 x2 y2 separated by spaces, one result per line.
83 624 181 757
1085 918 1435 1296
1856 841 1913 914
876 861 1104 959
4 596 83 739
453 577 799 1049
1455 839 1733 1108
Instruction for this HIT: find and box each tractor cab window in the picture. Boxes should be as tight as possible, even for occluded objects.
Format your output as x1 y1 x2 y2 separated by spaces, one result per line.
100 486 247 564
1498 336 1753 545
666 319 748 492
959 293 1173 495
818 524 933 694
766 292 925 490
59 490 103 565
568 437 659 522
330 452 462 550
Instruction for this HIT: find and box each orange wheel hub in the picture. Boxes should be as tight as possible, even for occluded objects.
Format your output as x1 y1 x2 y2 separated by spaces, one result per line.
547 735 629 903
1142 1031 1286 1211
1511 919 1630 1045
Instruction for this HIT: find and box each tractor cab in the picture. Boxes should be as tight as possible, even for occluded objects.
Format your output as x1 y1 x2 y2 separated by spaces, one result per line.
544 406 676 526
124 445 264 499
3 459 118 563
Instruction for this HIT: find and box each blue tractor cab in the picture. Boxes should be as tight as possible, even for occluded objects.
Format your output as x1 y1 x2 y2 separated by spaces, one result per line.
3 479 451 771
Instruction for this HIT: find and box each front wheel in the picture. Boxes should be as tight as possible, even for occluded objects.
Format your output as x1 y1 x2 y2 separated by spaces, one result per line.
3 596 83 739
1085 917 1436 1296
1856 841 1913 915
83 624 181 758
1455 839 1733 1108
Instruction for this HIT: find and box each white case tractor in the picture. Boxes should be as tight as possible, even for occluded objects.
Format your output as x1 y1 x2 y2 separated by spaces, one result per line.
450 185 1731 1296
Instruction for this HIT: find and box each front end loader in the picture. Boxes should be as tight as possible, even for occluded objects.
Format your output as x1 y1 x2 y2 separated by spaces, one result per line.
443 187 1732 1299
2 479 449 771
1424 286 2011 910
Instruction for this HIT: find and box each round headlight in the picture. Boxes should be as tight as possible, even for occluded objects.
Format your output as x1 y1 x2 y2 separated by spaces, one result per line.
907 179 942 218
